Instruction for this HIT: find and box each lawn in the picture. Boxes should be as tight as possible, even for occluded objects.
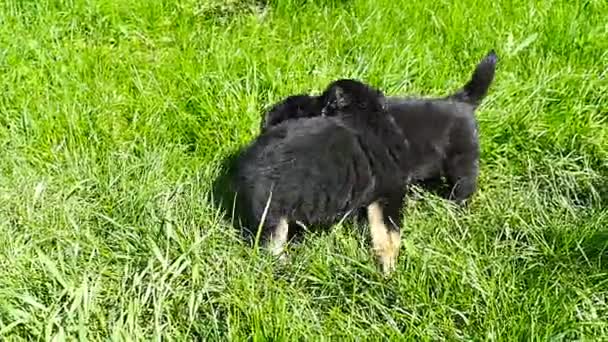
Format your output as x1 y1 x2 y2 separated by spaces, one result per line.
0 0 606 339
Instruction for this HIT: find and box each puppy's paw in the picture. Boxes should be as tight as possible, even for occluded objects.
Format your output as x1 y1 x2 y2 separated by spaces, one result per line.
374 231 401 276
267 244 288 262
277 251 288 263
377 252 396 275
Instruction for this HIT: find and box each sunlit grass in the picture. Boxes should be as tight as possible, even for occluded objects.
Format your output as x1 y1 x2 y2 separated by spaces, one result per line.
0 0 606 339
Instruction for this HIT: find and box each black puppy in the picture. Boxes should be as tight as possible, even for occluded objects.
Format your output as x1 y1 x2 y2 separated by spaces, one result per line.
235 79 410 274
260 94 322 132
260 50 498 204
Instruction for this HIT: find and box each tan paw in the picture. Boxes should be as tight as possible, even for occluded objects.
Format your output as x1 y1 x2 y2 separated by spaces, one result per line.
277 251 288 263
374 231 401 275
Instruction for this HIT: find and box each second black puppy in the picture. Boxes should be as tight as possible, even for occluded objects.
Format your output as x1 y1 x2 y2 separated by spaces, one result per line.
260 50 498 204
260 94 322 132
235 79 410 274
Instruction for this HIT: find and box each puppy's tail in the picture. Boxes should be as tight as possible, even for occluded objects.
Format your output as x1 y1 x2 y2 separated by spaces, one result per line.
447 50 498 108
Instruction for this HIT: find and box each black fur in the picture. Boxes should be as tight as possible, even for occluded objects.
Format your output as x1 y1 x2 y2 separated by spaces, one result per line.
260 94 321 132
235 79 410 245
260 50 498 203
446 50 498 108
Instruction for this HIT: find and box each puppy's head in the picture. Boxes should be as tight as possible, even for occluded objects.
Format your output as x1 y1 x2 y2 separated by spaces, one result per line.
320 79 386 116
261 94 322 132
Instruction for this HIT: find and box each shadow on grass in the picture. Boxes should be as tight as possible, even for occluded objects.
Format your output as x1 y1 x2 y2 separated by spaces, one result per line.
537 223 608 275
197 0 268 23
209 148 253 244
570 176 608 208
198 0 354 24
577 230 608 271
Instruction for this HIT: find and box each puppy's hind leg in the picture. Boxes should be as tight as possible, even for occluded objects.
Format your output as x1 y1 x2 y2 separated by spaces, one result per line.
445 122 480 205
367 194 404 275
446 153 479 205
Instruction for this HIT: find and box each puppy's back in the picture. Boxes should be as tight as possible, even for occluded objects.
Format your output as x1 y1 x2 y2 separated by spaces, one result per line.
236 117 377 225
260 95 322 132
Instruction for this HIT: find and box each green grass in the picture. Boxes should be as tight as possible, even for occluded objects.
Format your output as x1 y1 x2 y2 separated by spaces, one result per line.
0 0 607 339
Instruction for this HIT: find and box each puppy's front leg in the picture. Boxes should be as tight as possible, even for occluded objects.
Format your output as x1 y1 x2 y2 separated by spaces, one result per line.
265 217 290 259
367 200 402 275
